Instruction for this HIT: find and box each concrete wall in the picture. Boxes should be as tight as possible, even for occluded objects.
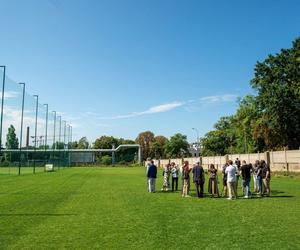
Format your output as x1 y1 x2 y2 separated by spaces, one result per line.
148 149 300 172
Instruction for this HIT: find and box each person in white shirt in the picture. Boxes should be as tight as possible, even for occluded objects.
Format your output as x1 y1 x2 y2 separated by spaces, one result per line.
225 160 238 200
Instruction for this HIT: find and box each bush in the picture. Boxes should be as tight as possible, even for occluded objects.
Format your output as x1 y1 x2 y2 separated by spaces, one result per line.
101 156 112 165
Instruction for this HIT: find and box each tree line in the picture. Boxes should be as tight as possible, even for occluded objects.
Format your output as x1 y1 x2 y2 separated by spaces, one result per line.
201 37 300 156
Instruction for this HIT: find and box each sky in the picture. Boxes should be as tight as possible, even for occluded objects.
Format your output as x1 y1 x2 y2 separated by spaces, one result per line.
0 0 299 145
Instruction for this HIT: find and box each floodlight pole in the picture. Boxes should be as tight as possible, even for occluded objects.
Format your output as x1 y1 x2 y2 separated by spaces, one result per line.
33 95 39 174
69 125 72 147
52 111 56 166
58 116 61 147
18 83 25 176
67 124 71 166
0 66 6 154
66 124 70 149
52 111 56 149
63 120 66 149
44 104 48 164
57 116 61 169
62 120 66 167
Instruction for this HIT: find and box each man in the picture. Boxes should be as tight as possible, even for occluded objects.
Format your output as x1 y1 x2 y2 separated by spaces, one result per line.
261 160 271 196
235 158 241 169
234 158 241 196
225 160 237 200
171 162 179 191
192 162 205 198
147 160 157 193
240 160 252 198
221 162 228 197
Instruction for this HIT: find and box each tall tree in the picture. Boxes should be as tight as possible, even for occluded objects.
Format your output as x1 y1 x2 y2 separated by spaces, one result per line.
201 116 236 156
77 137 89 149
6 125 19 149
251 37 300 149
149 135 168 159
165 133 189 158
135 131 155 160
94 136 118 149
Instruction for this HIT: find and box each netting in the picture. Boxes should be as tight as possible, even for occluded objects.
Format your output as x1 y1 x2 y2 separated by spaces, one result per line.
0 68 71 175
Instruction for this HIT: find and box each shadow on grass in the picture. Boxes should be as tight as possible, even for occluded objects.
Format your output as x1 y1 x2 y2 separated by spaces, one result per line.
0 213 76 217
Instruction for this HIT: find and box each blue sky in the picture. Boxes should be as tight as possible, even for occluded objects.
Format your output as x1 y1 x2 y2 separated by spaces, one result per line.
0 0 299 145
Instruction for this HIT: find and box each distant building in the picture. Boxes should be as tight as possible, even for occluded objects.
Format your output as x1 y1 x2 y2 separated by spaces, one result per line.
189 142 200 157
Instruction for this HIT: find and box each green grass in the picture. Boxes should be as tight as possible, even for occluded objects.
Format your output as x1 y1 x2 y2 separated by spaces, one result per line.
0 167 299 249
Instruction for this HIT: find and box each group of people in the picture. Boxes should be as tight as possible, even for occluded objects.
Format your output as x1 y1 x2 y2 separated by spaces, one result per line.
146 158 271 200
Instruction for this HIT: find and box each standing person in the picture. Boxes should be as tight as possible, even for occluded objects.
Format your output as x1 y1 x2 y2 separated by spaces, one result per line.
221 162 228 197
256 161 263 196
192 162 205 198
253 160 260 193
145 158 152 188
261 160 271 196
225 160 238 200
161 164 171 191
235 158 241 169
171 162 179 191
147 160 157 193
234 162 240 197
240 160 252 198
182 161 191 197
208 164 219 198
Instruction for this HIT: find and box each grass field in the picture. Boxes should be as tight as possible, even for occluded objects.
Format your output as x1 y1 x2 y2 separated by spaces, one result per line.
0 166 299 249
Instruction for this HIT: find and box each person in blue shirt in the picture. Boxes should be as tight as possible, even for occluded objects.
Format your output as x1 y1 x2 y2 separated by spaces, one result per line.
146 160 157 193
192 162 205 198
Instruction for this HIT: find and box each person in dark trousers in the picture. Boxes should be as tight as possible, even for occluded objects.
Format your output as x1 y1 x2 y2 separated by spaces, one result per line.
261 160 271 196
192 162 205 198
235 158 241 194
221 162 228 197
147 160 157 193
240 160 252 198
171 162 179 191
256 161 263 196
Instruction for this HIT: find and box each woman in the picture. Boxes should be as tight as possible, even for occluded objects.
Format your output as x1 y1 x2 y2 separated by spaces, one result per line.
161 164 171 191
181 161 191 197
171 162 179 191
208 164 219 198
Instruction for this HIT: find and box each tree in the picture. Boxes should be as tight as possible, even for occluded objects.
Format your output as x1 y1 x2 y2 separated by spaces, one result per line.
68 141 79 149
94 136 118 149
165 133 189 158
201 116 237 156
6 125 19 149
77 137 89 149
234 95 261 153
149 135 168 159
135 131 155 160
251 37 300 149
116 138 136 163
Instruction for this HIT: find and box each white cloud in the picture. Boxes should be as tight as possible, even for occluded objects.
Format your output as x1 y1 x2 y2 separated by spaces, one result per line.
199 94 237 103
95 94 237 120
98 101 185 120
0 91 19 99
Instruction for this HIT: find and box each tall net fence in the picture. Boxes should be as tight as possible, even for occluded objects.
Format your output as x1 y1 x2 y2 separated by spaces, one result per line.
0 68 72 175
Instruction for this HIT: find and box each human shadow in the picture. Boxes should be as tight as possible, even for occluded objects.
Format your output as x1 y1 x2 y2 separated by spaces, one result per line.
271 190 285 195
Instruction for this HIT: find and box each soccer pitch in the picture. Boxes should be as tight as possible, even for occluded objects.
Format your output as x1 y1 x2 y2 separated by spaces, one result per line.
0 167 299 249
